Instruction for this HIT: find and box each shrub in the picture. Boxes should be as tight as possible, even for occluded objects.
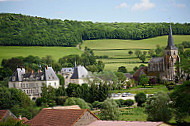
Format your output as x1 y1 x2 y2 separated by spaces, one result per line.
135 92 147 106
64 97 90 109
124 99 134 106
115 99 125 107
55 96 68 105
92 101 103 109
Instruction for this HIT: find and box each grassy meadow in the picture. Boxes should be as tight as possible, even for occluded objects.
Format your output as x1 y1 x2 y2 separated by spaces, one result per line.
0 35 189 70
81 35 190 72
0 46 83 66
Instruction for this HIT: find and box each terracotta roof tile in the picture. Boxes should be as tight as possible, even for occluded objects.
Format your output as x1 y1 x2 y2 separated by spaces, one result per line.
88 120 164 126
0 110 8 121
25 109 99 126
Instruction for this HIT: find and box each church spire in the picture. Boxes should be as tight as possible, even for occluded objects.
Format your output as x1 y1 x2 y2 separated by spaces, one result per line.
165 23 177 50
75 56 77 67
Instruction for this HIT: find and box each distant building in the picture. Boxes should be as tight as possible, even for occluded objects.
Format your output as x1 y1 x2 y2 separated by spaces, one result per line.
59 64 89 87
8 66 59 100
134 24 180 82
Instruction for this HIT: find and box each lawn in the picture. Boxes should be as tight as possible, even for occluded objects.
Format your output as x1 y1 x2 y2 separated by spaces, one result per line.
119 107 147 121
110 85 169 94
0 46 83 66
81 35 190 72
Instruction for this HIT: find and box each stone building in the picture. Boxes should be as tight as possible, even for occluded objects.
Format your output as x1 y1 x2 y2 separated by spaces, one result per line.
8 66 59 100
134 24 180 81
59 64 89 87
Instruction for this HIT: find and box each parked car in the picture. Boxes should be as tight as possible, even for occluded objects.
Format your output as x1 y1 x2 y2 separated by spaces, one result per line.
111 93 119 97
126 92 133 96
122 93 128 97
117 93 122 96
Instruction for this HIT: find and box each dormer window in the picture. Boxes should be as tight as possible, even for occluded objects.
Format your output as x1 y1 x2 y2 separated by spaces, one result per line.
12 76 16 81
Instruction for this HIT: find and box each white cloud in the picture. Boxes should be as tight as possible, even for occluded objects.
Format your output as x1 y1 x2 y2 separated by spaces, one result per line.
131 0 155 11
115 2 128 9
170 0 186 8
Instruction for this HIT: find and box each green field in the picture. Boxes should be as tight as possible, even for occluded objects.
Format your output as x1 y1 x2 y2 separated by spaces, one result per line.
0 46 83 65
81 35 190 72
110 85 169 94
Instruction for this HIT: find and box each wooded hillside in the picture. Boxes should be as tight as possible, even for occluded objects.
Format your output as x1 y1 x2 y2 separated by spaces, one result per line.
0 13 190 47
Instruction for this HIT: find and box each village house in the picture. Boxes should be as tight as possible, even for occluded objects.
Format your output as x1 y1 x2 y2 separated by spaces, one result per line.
8 66 59 100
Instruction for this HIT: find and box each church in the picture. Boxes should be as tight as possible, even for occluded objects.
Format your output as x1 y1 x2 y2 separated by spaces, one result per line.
134 24 180 82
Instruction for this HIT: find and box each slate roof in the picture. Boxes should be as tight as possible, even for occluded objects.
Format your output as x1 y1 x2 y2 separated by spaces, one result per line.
165 23 177 50
9 67 58 82
70 65 88 79
149 57 164 63
25 109 99 126
61 68 74 73
87 120 164 126
45 67 59 81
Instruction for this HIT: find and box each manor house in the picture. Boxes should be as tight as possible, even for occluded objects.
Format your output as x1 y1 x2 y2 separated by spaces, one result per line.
134 24 180 81
8 66 60 100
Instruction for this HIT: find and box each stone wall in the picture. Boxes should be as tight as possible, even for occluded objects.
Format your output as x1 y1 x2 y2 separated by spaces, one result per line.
74 111 98 126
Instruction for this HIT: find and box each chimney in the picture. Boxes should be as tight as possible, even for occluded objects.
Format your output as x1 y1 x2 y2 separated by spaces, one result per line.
31 70 34 74
18 115 22 120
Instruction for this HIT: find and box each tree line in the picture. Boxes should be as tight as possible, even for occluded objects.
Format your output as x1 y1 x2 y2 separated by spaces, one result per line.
0 13 190 46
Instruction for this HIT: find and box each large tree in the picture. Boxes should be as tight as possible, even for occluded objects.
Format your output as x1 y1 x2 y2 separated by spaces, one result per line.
100 98 120 120
145 91 172 122
170 81 190 123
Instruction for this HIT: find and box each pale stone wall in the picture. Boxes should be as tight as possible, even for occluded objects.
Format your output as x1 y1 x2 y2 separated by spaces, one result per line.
45 80 60 88
74 111 98 126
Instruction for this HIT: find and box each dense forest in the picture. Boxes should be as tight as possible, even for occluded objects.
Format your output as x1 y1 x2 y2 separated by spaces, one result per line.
0 13 190 47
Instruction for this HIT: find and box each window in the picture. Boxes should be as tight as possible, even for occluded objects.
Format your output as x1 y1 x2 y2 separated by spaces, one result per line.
26 84 28 88
54 82 56 86
49 83 51 85
13 83 15 88
174 51 175 55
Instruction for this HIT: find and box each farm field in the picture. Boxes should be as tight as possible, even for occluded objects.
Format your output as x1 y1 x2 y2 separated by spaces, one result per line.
0 46 83 66
81 35 190 72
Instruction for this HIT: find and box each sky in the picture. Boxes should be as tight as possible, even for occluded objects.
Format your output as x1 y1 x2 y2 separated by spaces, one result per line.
0 0 190 23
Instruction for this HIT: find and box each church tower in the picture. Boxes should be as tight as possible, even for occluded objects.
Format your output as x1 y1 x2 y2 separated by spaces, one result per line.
164 23 180 80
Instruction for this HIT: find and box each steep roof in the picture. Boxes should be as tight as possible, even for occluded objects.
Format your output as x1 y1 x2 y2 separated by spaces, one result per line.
45 67 59 81
61 68 74 73
9 67 59 82
165 23 177 50
149 57 164 63
70 65 88 79
87 120 164 126
25 109 99 126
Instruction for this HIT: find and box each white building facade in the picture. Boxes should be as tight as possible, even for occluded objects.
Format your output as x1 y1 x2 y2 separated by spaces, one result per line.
8 66 59 100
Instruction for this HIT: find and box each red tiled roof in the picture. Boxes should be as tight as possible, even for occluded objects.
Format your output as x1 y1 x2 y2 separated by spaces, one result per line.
0 110 8 121
21 117 28 123
25 109 99 126
87 120 164 126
